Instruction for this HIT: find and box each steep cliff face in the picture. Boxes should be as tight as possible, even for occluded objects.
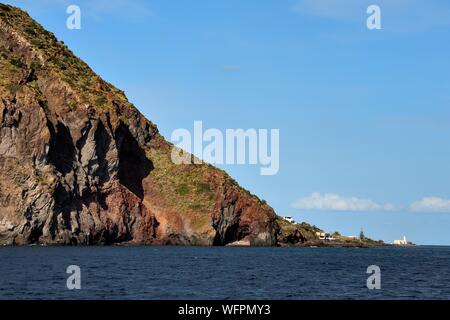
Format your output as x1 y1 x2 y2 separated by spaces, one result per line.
0 4 277 245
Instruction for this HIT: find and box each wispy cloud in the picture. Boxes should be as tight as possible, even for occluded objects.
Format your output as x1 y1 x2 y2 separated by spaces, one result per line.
84 0 153 18
410 197 450 213
3 0 153 19
291 192 396 212
292 0 365 20
222 65 241 73
291 0 450 31
381 115 450 131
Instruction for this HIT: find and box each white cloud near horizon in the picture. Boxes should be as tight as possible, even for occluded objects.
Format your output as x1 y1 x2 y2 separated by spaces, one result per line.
292 193 450 214
410 197 450 213
291 192 396 212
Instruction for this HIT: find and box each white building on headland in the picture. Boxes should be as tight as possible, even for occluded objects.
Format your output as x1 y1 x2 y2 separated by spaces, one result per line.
315 232 335 241
393 236 408 245
282 216 295 224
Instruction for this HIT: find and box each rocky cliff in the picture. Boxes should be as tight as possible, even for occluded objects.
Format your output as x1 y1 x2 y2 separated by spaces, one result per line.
0 4 279 245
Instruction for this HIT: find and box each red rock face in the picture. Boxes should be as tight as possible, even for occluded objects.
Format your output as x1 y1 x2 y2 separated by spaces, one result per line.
0 5 278 246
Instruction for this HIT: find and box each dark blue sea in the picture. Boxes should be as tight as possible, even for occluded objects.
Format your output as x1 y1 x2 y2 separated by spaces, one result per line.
0 246 449 300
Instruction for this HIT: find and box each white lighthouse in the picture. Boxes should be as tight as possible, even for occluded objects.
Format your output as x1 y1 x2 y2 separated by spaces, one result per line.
393 236 408 245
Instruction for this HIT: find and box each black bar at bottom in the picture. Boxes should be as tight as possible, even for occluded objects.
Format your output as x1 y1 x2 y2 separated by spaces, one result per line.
0 300 448 318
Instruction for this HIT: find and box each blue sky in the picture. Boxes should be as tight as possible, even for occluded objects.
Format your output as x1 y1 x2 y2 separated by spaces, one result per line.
5 0 450 244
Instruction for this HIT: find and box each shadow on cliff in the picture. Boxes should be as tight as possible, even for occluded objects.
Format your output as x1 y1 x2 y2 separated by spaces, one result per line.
93 120 112 185
212 204 247 246
48 119 153 200
42 120 154 243
115 122 153 199
48 121 75 174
